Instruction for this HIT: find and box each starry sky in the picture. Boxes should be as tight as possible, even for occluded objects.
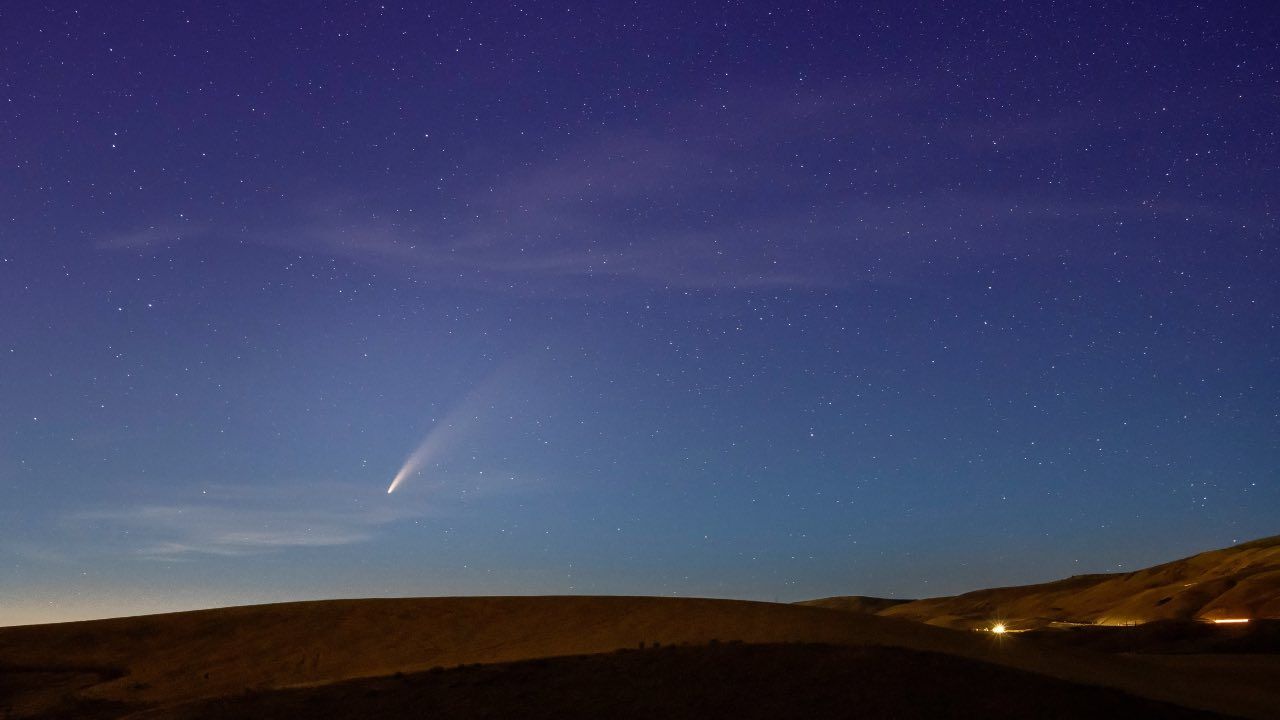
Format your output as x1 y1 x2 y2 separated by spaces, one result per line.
2 1 1278 626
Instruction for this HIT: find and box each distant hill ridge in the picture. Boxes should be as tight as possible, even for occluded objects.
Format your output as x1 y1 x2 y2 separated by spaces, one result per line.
794 595 913 614
806 534 1280 630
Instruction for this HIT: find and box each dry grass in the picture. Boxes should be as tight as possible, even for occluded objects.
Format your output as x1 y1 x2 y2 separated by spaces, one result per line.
803 535 1280 631
0 596 967 708
131 643 1229 720
5 537 1280 719
2 595 1279 718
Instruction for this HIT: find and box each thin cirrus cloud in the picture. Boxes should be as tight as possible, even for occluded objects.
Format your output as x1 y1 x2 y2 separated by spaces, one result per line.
94 222 208 251
96 80 1261 292
92 85 903 291
72 483 426 559
271 89 902 291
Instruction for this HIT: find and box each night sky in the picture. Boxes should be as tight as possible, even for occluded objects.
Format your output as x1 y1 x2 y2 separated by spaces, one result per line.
3 2 1278 626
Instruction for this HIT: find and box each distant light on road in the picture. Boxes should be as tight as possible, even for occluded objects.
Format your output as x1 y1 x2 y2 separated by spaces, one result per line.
1212 618 1249 624
990 623 1007 634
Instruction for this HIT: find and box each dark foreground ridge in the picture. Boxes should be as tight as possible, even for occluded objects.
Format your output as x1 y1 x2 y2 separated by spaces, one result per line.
130 643 1229 720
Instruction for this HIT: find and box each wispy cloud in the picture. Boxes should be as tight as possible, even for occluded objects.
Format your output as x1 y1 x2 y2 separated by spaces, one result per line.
102 85 907 292
98 79 1271 293
96 222 207 250
73 482 424 559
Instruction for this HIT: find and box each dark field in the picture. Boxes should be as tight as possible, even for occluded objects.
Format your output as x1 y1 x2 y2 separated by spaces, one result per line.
1024 619 1280 655
3 595 1279 719
128 643 1230 720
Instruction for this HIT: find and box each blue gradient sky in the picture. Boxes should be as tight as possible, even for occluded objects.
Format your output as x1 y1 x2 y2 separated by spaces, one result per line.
2 1 1278 625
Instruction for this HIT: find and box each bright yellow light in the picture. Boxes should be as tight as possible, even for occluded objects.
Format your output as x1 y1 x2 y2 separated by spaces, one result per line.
990 623 1007 634
1212 618 1249 624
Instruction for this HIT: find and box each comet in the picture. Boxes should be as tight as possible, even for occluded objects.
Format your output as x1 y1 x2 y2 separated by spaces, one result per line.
386 433 437 494
386 415 466 494
385 368 510 494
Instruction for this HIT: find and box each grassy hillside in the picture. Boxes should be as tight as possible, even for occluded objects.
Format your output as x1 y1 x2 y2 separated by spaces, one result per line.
876 535 1280 630
3 595 1280 719
0 597 971 708
6 536 1280 719
134 643 1228 720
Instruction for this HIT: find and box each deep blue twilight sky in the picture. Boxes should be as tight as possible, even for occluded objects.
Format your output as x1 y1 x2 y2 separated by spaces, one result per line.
2 1 1278 625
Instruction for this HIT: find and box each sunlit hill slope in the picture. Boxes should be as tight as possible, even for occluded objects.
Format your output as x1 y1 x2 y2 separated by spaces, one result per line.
815 535 1280 630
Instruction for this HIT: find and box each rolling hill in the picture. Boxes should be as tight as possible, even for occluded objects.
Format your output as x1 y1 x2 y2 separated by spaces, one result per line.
0 596 977 711
845 535 1280 631
3 535 1279 719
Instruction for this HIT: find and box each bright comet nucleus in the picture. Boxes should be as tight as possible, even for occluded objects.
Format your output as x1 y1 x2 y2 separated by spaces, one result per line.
386 408 473 493
386 435 440 494
385 414 453 494
384 375 501 494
